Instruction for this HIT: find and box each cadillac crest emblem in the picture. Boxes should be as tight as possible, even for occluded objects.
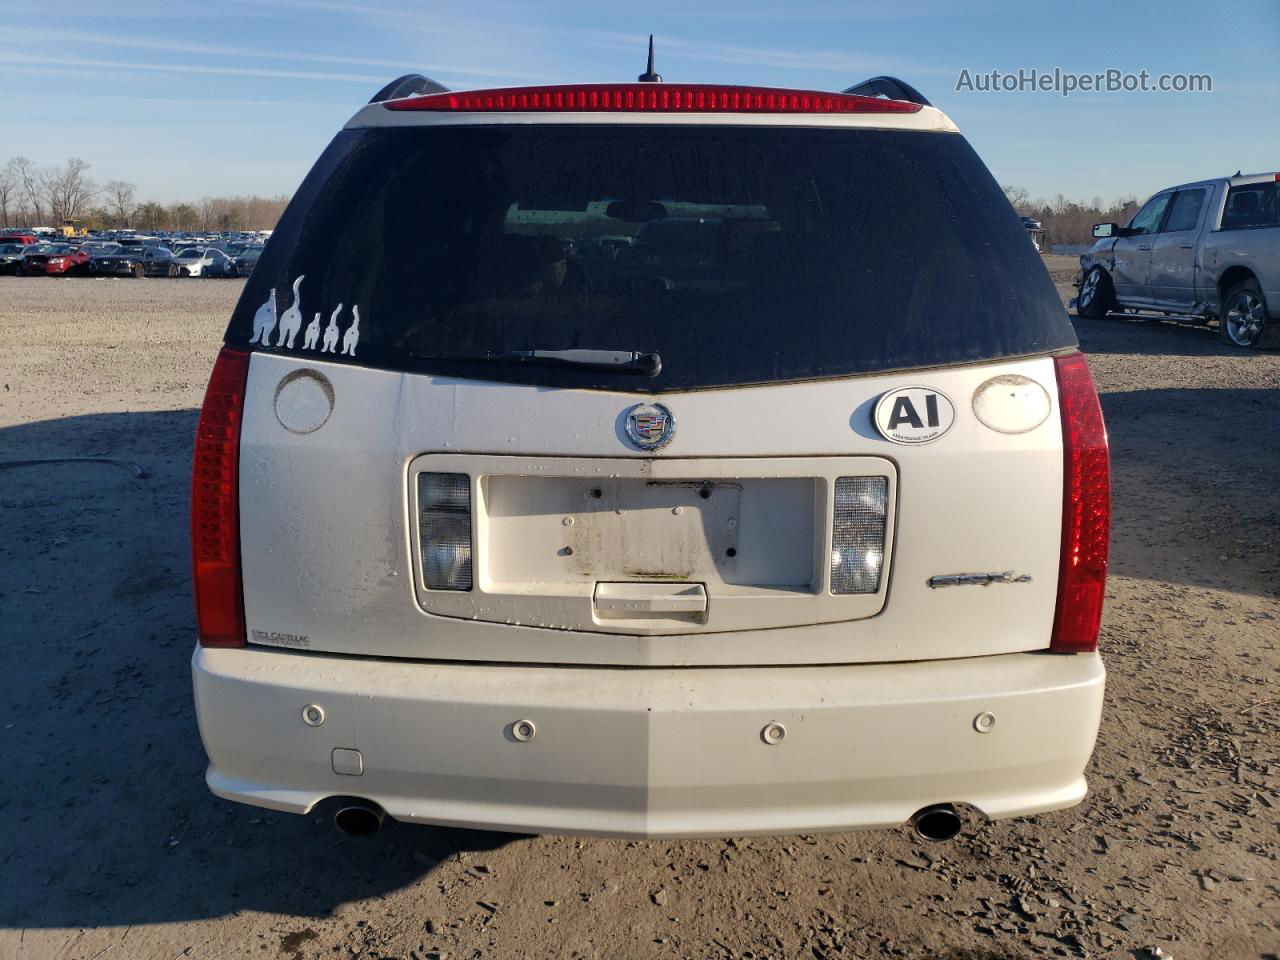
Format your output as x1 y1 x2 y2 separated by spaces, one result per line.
624 402 675 450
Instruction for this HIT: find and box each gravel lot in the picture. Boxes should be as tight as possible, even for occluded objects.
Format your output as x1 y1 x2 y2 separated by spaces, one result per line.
1 264 1277 960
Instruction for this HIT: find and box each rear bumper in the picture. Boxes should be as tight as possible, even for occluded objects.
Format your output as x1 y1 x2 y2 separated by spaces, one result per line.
193 646 1104 838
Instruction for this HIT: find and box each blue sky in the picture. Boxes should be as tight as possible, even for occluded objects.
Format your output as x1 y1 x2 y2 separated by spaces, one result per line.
2 0 1277 206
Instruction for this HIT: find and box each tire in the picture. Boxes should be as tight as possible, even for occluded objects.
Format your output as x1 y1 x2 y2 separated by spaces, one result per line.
1075 266 1115 319
1218 278 1278 348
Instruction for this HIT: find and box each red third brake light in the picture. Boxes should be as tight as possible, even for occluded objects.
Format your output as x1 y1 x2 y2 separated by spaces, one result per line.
385 83 922 115
1051 352 1111 653
191 347 250 647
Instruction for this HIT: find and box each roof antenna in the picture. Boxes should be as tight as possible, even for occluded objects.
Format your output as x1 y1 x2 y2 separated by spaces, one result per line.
638 34 662 83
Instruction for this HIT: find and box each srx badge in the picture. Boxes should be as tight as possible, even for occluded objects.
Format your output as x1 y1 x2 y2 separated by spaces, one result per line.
873 386 956 445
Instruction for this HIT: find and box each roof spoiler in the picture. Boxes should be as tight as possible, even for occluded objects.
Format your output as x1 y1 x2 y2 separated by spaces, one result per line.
370 74 928 107
369 74 450 104
841 76 930 107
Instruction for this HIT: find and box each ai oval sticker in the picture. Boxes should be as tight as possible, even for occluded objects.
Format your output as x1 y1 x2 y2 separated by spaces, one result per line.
874 386 956 444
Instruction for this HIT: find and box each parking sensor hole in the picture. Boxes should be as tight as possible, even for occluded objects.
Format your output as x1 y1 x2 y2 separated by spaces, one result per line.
725 548 737 558
588 487 603 499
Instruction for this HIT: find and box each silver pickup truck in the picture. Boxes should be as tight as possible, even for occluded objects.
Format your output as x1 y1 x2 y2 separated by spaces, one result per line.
1074 172 1280 348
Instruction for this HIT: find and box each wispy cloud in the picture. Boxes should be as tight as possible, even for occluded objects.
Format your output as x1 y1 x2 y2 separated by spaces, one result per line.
37 2 284 21
1209 80 1280 99
78 94 346 111
656 37 955 76
5 26 547 81
236 0 640 49
229 0 950 79
0 51 385 82
594 0 943 23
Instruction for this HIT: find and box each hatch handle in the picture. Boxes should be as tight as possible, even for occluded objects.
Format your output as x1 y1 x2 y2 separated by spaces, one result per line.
593 582 707 618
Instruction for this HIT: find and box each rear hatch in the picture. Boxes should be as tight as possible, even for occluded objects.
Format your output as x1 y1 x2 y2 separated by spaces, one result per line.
227 109 1076 667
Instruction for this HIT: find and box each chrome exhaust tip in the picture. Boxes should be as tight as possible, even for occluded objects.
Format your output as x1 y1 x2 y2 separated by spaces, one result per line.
909 803 963 842
333 801 385 836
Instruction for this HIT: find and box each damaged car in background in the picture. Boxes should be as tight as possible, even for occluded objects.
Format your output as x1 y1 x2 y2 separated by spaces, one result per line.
1075 171 1280 348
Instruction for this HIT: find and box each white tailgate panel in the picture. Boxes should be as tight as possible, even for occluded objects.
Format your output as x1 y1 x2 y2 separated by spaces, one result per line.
238 354 1063 666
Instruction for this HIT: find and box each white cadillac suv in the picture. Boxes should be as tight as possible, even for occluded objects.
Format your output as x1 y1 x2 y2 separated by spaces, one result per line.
190 72 1110 840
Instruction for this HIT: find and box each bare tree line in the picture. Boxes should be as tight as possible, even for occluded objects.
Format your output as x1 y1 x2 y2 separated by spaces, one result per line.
0 156 289 233
0 153 1142 244
1003 185 1142 247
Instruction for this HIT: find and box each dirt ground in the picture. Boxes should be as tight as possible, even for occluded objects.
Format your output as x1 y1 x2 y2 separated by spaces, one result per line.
1 263 1277 960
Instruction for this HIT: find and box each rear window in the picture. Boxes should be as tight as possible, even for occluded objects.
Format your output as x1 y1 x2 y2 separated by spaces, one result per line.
1221 182 1279 231
228 125 1074 391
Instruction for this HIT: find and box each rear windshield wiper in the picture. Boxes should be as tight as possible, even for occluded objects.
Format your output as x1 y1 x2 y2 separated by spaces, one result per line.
411 348 662 377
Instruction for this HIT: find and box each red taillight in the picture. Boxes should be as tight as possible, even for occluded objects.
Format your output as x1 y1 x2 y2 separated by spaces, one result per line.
385 83 922 115
191 347 250 647
1051 352 1110 653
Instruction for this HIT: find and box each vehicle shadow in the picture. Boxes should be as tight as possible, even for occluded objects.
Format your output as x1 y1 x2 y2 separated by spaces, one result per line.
1074 312 1248 357
0 409 512 930
1101 384 1279 597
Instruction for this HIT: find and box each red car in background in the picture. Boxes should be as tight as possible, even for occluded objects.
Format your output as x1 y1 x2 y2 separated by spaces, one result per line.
21 243 91 276
0 232 39 246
